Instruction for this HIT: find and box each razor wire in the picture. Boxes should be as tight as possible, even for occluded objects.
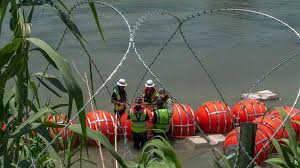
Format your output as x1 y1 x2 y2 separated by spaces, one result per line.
130 9 243 166
180 8 300 167
57 0 112 97
132 39 219 159
247 87 300 168
129 9 223 160
131 8 300 167
131 9 268 166
32 1 132 166
30 3 300 167
33 0 112 108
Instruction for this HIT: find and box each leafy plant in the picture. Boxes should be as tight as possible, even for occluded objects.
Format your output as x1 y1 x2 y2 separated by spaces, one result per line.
0 0 108 166
1 0 181 167
263 108 300 168
69 124 181 168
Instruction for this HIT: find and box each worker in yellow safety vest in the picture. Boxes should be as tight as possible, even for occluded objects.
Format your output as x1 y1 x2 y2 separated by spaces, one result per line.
153 88 173 116
128 97 149 149
111 79 128 118
152 98 171 139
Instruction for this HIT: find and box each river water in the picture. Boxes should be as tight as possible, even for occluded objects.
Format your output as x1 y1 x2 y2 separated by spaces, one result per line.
1 0 300 167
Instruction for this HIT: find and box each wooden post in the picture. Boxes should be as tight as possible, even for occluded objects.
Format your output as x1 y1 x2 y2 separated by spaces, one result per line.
238 122 257 168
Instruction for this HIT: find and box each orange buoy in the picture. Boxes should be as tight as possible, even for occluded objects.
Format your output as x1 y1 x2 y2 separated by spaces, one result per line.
231 99 268 124
48 115 78 150
270 106 300 138
253 114 288 140
170 103 196 138
223 127 270 165
119 112 132 140
86 110 117 143
119 106 153 140
196 101 233 134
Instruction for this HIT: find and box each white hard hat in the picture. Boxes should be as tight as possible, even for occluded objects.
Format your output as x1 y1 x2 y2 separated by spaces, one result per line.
117 79 127 86
145 79 155 87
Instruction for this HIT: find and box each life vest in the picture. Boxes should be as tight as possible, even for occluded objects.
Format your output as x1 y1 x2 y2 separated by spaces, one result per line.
130 108 148 133
153 109 170 133
113 86 126 111
143 87 155 103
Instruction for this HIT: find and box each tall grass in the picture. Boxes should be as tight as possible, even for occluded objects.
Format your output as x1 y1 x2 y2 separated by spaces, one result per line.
0 0 104 167
0 1 181 167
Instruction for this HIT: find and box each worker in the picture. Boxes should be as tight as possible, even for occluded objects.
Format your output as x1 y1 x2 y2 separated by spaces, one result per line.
153 88 173 116
111 79 128 118
142 79 156 105
152 98 171 139
128 97 149 150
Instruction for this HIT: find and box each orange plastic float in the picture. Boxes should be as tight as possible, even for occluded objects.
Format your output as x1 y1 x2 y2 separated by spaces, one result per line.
223 127 270 165
119 112 132 140
231 99 268 124
196 101 233 134
253 115 288 140
270 106 300 138
86 110 117 143
48 115 78 150
170 103 196 138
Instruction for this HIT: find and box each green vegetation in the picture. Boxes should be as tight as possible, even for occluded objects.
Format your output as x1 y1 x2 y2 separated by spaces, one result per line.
0 0 180 167
263 109 300 168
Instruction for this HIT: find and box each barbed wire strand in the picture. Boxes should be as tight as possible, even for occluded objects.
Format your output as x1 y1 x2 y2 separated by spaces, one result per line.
130 10 223 159
58 0 112 97
31 3 300 167
125 7 300 166
180 8 300 167
31 1 132 167
33 0 112 109
247 88 300 168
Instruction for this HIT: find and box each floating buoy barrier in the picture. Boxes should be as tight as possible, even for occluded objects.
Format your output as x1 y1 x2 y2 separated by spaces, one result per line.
170 103 196 138
48 115 78 150
270 106 300 138
196 101 233 134
253 115 288 140
86 110 117 143
223 127 270 165
231 99 268 124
